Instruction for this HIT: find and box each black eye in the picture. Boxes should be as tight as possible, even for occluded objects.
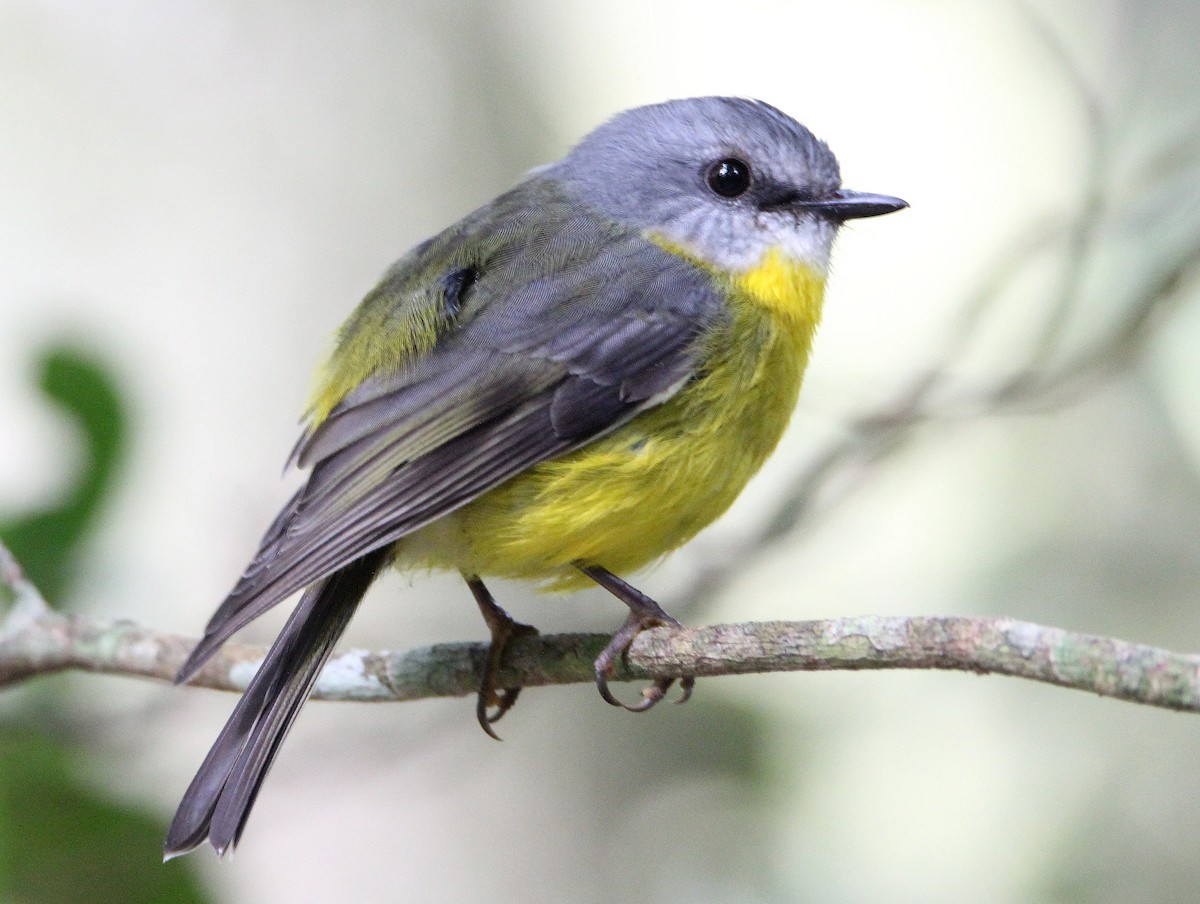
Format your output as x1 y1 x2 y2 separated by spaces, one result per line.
706 158 751 198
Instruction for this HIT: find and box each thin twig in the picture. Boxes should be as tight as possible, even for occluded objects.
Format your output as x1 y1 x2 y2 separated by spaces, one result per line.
2 547 1198 713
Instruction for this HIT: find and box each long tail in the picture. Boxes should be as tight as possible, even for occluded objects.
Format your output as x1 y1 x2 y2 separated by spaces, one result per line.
164 548 389 858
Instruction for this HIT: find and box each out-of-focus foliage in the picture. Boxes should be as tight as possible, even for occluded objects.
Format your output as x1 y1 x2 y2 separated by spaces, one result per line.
0 347 126 602
0 729 204 904
0 344 209 904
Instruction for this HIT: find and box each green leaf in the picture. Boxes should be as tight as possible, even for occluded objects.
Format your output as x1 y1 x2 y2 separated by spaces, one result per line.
0 727 210 904
0 344 129 602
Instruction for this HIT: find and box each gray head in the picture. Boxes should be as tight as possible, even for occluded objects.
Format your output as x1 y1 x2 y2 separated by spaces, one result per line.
550 97 905 273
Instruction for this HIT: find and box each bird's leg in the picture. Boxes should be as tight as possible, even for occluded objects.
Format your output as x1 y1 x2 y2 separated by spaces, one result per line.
464 574 539 740
577 564 695 712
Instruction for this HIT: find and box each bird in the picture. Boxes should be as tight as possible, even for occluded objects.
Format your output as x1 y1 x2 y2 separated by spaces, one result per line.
164 96 907 858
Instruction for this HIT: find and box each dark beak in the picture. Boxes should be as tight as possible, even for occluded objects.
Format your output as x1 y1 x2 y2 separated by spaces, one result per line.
795 189 908 221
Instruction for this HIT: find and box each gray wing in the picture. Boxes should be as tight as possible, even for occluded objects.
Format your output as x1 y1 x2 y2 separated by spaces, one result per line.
178 181 725 680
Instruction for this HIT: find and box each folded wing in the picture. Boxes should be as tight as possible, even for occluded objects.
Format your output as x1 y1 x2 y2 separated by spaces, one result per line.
178 182 724 680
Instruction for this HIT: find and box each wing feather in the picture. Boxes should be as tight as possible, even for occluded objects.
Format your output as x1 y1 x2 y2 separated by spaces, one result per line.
178 181 725 681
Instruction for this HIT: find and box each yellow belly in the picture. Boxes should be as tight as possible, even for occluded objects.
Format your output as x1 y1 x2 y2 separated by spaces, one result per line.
402 248 826 589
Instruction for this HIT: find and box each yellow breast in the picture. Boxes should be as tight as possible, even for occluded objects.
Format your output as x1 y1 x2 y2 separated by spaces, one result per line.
404 247 828 588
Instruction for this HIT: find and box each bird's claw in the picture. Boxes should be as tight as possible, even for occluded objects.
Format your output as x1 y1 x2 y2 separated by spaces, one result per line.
591 602 695 712
467 576 538 740
476 682 524 741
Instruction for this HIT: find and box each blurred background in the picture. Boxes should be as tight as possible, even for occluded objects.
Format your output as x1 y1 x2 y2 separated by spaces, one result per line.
2 0 1199 901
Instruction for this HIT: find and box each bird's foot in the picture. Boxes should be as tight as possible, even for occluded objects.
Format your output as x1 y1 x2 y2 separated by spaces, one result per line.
578 564 695 712
466 576 539 739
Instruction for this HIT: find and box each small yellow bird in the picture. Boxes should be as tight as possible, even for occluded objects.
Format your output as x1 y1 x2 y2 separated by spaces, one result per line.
166 96 906 857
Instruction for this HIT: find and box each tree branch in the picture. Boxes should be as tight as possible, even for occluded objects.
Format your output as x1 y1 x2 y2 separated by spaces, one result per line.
2 541 1197 712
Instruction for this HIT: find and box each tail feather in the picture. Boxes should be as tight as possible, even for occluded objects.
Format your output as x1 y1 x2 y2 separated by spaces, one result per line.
165 549 388 858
